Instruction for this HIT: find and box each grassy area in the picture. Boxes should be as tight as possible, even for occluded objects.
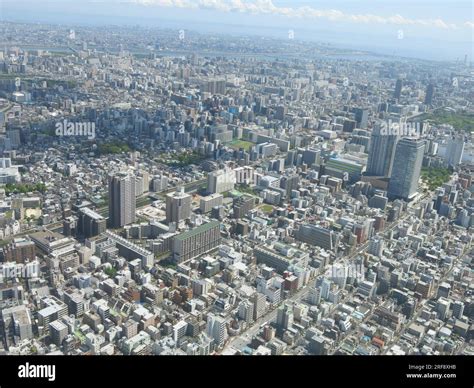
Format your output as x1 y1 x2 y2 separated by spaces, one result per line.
259 204 274 214
226 139 255 151
158 151 206 167
74 330 86 344
155 251 171 261
104 267 117 278
421 167 451 191
235 184 258 196
3 183 47 195
417 110 474 132
97 141 131 155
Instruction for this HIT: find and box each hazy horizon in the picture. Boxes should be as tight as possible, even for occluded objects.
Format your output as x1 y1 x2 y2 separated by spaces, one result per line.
0 0 473 61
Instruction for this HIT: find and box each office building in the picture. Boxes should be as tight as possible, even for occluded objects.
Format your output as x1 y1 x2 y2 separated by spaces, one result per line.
280 174 300 197
343 119 357 133
302 148 321 166
394 79 403 100
351 107 369 129
233 195 255 219
108 173 136 228
207 169 235 194
388 138 425 201
49 320 68 346
368 237 384 257
172 221 221 263
254 244 308 274
295 225 339 252
37 296 68 334
78 207 106 238
452 301 465 319
234 166 254 185
366 122 399 177
1 237 36 263
200 79 226 95
425 83 435 105
166 187 191 224
325 157 364 182
103 231 154 268
173 320 188 343
445 136 464 167
151 175 168 192
437 297 451 321
0 158 20 184
276 303 294 330
200 193 223 214
206 314 227 348
252 292 267 321
275 105 288 120
1 305 33 346
238 300 254 324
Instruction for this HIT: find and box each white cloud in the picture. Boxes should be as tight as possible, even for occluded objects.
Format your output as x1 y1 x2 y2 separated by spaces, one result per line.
124 0 469 30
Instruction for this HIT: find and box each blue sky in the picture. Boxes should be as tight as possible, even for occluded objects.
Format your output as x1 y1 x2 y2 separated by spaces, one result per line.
1 0 473 61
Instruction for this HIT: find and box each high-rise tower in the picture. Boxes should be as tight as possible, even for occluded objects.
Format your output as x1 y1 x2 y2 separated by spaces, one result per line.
388 138 425 201
366 122 399 177
108 173 136 228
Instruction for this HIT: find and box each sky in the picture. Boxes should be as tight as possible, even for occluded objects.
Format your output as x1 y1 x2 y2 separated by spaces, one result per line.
0 0 473 61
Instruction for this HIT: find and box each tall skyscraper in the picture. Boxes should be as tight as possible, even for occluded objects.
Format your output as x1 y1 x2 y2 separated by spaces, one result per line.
445 135 465 166
166 187 191 224
388 138 425 201
108 173 136 228
394 79 403 100
366 122 399 177
424 83 435 105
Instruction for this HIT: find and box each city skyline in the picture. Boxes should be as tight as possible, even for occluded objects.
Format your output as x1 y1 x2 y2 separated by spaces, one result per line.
1 0 473 61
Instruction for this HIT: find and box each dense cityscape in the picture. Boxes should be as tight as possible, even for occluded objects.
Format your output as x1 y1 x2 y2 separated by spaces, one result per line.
0 16 473 359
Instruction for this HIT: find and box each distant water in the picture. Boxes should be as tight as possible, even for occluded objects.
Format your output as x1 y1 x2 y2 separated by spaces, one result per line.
15 43 392 63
